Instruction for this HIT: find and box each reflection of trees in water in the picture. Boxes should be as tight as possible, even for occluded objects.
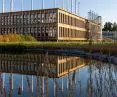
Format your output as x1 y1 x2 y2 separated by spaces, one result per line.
87 60 117 97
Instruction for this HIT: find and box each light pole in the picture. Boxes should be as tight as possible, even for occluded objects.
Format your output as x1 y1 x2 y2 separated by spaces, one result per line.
75 0 80 15
21 0 23 11
71 0 73 13
31 0 33 10
2 0 5 13
54 0 56 8
77 1 80 15
10 0 14 12
67 0 69 11
75 0 77 14
62 0 64 9
42 0 44 9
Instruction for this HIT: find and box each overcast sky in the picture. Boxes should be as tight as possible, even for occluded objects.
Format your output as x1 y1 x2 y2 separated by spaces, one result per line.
0 0 116 24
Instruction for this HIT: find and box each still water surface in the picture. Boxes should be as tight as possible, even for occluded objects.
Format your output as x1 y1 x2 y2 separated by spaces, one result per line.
0 53 117 97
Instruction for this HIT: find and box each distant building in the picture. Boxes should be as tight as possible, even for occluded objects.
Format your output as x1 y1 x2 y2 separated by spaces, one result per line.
0 8 102 41
102 31 117 40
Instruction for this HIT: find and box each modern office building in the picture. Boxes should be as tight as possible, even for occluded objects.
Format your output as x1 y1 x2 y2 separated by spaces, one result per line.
0 8 102 41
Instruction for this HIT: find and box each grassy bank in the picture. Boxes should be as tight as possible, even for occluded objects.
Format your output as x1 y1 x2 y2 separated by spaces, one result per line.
0 41 117 55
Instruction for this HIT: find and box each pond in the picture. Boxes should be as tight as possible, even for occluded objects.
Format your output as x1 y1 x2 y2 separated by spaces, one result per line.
0 52 117 97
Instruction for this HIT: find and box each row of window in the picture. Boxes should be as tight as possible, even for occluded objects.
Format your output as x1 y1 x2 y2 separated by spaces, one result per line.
0 26 57 37
0 61 38 72
0 27 87 38
0 54 56 63
0 12 57 26
0 56 84 75
59 12 101 32
59 13 85 28
58 59 84 74
59 27 86 38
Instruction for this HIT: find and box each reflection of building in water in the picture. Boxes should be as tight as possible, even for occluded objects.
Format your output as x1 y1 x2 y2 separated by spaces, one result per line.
57 56 85 77
0 53 86 97
0 54 116 97
0 53 85 78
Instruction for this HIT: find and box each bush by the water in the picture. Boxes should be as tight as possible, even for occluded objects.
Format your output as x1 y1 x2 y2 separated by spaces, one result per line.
0 34 37 42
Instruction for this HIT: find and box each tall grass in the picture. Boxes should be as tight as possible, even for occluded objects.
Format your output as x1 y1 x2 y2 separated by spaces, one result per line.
0 33 36 42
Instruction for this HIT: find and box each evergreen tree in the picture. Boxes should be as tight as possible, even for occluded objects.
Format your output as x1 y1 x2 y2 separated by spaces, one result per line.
103 22 117 32
112 22 117 31
102 22 113 31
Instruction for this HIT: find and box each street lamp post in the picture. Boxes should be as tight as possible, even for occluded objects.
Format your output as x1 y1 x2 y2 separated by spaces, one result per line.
54 0 56 8
77 2 80 15
62 0 64 9
21 0 23 11
71 0 73 13
31 0 33 10
2 0 5 13
10 0 14 12
42 0 44 9
67 0 69 11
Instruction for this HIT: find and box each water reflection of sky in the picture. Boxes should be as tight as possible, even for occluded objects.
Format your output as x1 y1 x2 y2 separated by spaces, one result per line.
0 53 117 97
